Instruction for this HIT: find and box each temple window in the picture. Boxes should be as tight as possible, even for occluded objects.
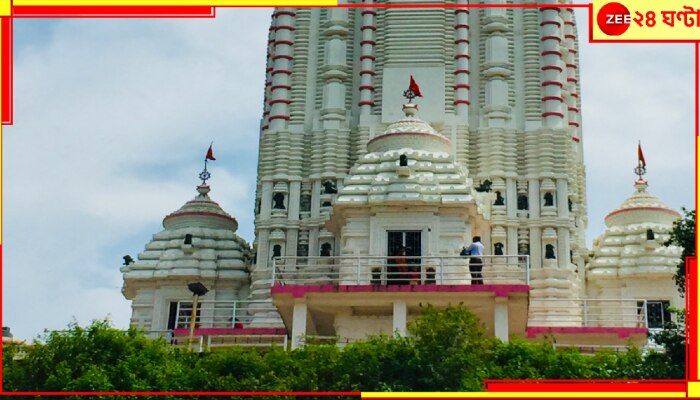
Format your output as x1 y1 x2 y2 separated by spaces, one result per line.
494 242 504 255
272 244 282 259
272 193 286 209
494 191 505 206
543 192 554 207
545 244 556 259
320 242 332 257
322 180 337 194
399 154 408 167
297 243 308 257
639 300 671 329
517 195 528 210
646 229 655 240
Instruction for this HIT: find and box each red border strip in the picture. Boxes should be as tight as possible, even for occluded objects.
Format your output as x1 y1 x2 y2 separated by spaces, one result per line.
1 17 11 125
12 6 216 18
695 42 700 136
3 391 360 396
688 257 697 381
0 245 3 393
485 380 686 393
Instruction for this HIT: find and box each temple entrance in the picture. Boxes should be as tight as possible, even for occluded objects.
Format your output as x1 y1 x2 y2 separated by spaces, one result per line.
387 231 421 284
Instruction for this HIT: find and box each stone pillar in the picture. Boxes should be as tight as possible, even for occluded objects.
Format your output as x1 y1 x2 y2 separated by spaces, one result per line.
507 227 518 259
269 9 296 131
482 0 512 127
506 178 517 219
453 3 470 116
257 229 270 269
291 302 308 349
556 178 569 268
310 180 321 217
393 301 407 337
561 7 580 133
288 180 301 221
530 227 542 269
261 19 276 132
539 2 565 128
528 179 541 269
359 6 376 115
308 227 320 260
494 297 509 342
260 181 273 219
557 228 570 268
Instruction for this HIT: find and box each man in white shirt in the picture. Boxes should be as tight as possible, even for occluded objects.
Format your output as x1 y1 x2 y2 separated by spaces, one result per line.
462 236 484 285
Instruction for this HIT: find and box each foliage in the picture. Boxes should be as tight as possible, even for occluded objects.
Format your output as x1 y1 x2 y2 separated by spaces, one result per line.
665 207 695 295
3 307 686 396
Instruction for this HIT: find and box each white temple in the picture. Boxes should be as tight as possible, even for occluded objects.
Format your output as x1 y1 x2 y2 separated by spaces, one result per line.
120 4 683 351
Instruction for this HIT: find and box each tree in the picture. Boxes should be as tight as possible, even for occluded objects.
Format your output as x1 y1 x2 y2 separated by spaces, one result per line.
406 304 495 391
665 207 695 295
4 309 686 395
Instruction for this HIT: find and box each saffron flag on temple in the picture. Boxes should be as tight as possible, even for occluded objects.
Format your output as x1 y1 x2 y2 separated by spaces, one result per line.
409 75 422 97
637 142 646 168
206 143 216 161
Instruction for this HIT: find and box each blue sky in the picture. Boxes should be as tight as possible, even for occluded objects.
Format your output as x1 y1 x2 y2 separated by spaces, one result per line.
2 8 696 341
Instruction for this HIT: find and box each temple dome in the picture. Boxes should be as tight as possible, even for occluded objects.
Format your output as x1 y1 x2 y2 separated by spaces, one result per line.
604 180 681 227
163 184 238 231
587 178 682 279
334 103 487 209
366 103 451 154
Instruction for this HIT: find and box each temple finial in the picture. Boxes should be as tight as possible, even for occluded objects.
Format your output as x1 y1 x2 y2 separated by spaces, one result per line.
633 141 646 182
403 75 422 104
199 142 216 184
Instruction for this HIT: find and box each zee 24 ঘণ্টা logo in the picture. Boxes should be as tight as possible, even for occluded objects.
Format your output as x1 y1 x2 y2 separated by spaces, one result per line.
596 1 700 38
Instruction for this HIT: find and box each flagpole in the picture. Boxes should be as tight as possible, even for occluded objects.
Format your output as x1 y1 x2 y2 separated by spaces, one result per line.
200 142 215 185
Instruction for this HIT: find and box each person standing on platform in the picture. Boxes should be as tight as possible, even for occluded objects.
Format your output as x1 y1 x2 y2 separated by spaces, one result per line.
462 236 484 285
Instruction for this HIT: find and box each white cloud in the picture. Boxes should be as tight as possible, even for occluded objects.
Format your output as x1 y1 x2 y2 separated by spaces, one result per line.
4 10 270 340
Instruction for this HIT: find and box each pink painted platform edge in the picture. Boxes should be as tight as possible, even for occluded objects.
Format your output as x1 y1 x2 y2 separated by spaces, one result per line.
271 284 529 298
526 326 648 339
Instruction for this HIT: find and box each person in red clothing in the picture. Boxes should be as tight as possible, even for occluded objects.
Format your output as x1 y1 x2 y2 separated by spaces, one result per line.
393 246 408 284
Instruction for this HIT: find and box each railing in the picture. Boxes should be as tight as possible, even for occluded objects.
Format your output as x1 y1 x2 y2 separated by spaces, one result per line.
206 334 287 349
298 335 358 349
175 300 282 329
552 343 630 354
272 255 530 286
166 334 287 352
528 298 648 328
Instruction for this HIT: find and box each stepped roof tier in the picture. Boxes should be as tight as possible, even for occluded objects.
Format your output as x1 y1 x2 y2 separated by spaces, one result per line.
121 183 250 299
334 104 487 210
604 180 681 227
163 184 239 230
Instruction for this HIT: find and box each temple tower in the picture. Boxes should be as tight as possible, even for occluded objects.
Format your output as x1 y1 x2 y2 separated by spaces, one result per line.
252 2 586 316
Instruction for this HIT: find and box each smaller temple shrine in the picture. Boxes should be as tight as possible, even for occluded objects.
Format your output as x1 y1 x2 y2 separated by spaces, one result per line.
586 175 683 332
